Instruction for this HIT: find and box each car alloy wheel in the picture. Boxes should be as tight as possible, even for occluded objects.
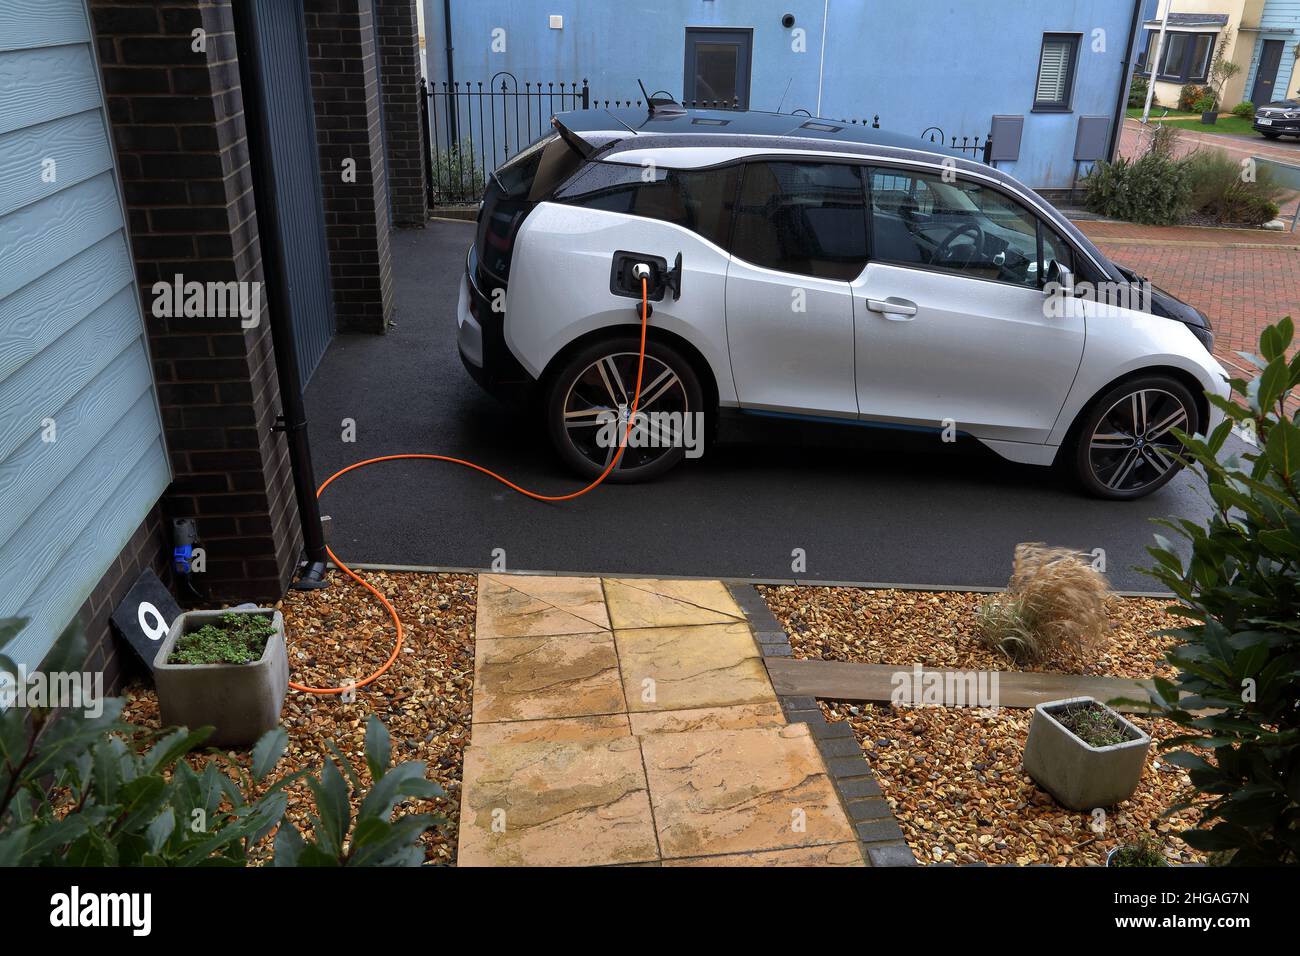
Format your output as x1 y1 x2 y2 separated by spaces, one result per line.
1085 387 1190 495
545 336 704 483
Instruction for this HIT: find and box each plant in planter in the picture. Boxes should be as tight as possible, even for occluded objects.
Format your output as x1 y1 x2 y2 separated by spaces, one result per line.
1107 833 1169 867
1 624 445 867
1195 93 1220 124
153 608 288 747
1202 36 1241 124
1022 696 1152 811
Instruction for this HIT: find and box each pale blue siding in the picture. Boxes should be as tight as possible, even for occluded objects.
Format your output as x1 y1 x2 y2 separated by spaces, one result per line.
0 0 169 672
1244 1 1300 104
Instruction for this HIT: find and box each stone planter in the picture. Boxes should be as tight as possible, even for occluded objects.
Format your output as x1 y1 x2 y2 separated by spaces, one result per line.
1201 110 1218 124
1022 696 1150 811
153 608 288 748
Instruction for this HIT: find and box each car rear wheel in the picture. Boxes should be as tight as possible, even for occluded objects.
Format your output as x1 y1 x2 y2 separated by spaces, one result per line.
544 336 704 482
1071 376 1198 500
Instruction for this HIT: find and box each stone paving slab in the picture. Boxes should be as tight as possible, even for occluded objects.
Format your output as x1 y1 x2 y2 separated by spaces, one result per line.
472 632 626 723
458 736 659 867
640 723 856 859
470 714 632 747
627 702 785 736
663 842 865 867
475 574 611 639
614 622 777 713
604 577 747 629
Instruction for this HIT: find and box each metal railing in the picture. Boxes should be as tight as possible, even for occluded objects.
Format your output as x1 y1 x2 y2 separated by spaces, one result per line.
420 73 993 204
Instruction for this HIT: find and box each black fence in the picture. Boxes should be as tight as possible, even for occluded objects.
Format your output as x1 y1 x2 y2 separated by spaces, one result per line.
920 126 993 163
421 72 991 205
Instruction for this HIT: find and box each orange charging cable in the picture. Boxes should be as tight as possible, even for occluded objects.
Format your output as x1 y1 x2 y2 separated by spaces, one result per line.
288 278 651 695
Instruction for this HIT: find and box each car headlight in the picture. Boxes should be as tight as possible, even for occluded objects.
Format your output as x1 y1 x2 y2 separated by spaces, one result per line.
1286 111 1300 120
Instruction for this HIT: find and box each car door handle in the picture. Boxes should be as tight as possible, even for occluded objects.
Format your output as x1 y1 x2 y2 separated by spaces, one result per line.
866 297 918 320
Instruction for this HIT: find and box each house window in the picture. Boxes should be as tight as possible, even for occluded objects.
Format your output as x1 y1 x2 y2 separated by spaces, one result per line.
1140 31 1216 83
1034 34 1080 111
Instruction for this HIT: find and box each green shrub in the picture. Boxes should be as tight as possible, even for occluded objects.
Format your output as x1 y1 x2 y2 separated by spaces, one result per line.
431 138 485 203
1184 150 1288 225
169 611 275 665
1179 83 1211 111
0 625 445 866
1083 153 1192 225
1110 834 1169 866
1231 101 1255 117
1135 317 1300 866
1193 94 1218 113
1128 74 1151 109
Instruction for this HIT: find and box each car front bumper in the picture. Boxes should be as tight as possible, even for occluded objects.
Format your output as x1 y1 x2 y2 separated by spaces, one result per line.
1254 116 1300 134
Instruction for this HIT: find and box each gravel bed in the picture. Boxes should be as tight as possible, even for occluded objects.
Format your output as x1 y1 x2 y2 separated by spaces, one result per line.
823 700 1206 866
762 585 1185 679
121 569 475 864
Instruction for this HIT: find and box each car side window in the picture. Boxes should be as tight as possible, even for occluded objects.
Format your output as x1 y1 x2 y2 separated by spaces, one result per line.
730 161 867 280
867 167 1042 289
555 161 740 249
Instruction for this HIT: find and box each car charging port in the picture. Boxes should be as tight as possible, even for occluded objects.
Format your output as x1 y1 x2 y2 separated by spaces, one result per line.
610 250 668 303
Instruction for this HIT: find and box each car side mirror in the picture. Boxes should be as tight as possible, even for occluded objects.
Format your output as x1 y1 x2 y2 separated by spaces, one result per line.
1045 262 1075 297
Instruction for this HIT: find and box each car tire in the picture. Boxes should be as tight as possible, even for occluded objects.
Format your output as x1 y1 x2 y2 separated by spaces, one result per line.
1070 375 1199 500
544 335 705 483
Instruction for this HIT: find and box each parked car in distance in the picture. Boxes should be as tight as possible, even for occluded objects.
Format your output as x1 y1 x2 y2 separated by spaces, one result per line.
1254 98 1300 139
456 103 1228 500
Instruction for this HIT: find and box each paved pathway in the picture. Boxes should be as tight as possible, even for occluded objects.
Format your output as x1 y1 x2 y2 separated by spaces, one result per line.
458 574 873 866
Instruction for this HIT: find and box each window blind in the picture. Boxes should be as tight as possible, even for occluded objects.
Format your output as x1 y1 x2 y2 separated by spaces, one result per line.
1036 39 1071 104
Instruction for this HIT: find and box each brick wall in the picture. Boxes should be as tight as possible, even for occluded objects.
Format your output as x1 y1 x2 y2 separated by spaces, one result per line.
75 505 169 695
90 0 302 607
374 0 428 226
304 0 396 333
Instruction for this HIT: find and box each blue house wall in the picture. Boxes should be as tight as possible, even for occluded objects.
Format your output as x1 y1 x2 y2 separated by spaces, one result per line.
422 0 1144 188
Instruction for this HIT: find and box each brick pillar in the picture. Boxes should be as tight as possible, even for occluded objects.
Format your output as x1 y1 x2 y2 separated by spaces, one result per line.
90 0 301 604
304 0 396 333
375 0 429 226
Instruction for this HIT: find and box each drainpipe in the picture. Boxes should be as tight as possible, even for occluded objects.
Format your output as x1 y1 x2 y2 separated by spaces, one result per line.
231 1 329 590
443 0 458 141
1109 0 1150 160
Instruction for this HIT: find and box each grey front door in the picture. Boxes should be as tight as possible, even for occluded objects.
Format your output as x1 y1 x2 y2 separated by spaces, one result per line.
1251 40 1284 106
684 28 752 109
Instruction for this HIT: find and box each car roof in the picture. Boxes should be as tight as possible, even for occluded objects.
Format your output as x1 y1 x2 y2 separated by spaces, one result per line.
556 106 960 157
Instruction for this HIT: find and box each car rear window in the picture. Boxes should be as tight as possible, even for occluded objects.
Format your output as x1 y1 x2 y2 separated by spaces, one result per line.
475 133 585 283
555 161 741 250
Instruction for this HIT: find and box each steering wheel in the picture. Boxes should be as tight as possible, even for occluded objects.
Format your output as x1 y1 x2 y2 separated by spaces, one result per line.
934 221 983 265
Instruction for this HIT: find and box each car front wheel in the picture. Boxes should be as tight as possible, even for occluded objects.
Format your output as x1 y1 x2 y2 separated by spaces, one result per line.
544 336 704 482
1071 376 1198 500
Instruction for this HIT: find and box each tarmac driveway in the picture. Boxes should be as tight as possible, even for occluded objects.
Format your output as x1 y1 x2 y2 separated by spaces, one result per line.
303 221 1240 592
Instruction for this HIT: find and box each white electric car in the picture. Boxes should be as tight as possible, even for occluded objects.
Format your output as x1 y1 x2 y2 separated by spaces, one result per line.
457 102 1228 500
